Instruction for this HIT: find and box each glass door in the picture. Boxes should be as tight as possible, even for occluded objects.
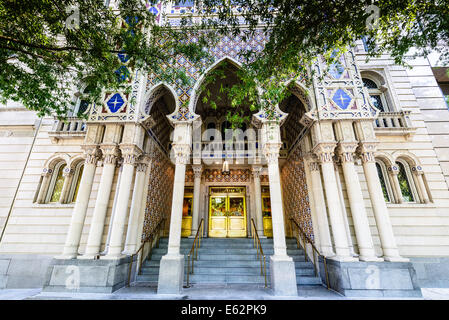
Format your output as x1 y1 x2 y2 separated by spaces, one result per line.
227 196 247 237
209 195 228 238
261 186 272 237
208 187 247 238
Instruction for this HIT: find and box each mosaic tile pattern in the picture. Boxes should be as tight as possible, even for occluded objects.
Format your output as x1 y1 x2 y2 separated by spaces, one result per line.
145 30 269 121
281 146 314 241
142 139 175 240
204 169 251 183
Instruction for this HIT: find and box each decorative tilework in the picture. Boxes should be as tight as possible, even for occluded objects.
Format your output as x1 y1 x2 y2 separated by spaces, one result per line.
281 146 314 241
204 169 251 183
142 138 175 240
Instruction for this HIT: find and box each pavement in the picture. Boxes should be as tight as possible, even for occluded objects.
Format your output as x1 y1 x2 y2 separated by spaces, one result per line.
0 285 448 300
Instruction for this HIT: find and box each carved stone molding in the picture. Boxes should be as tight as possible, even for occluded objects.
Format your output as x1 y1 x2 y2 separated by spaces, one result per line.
357 142 377 164
411 165 424 175
388 165 400 175
101 144 121 165
120 144 142 165
313 142 337 163
309 161 321 171
251 165 263 179
263 142 282 165
62 167 74 177
172 143 191 165
41 168 53 177
337 142 358 163
82 145 102 165
192 164 203 179
135 162 148 173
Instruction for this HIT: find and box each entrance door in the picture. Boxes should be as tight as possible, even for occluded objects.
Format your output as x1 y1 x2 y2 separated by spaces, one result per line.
208 187 247 238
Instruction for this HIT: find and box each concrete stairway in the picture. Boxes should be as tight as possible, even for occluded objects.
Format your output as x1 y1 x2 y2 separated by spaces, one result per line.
136 237 323 287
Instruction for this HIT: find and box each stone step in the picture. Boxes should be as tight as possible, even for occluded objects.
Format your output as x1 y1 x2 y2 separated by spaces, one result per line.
140 265 316 276
149 253 307 261
150 247 305 255
144 259 314 268
139 237 321 286
136 274 322 285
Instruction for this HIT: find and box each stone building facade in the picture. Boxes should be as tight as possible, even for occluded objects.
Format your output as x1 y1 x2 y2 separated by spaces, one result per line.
0 2 449 296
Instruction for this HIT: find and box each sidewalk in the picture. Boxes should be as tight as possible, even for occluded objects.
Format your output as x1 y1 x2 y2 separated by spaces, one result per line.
1 284 447 300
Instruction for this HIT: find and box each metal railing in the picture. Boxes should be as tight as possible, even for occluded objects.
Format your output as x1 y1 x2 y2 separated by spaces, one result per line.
185 218 204 288
127 218 166 286
250 218 267 288
290 218 330 290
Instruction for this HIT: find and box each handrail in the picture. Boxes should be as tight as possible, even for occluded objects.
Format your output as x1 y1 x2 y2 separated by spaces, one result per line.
250 219 267 288
289 218 329 290
185 218 204 288
127 218 166 287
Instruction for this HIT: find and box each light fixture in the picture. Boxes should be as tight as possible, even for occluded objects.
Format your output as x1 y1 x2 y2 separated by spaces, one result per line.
222 160 230 175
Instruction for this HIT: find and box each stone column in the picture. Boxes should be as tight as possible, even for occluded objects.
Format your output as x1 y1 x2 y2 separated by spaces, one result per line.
81 145 120 259
314 143 355 261
412 166 430 204
261 121 297 296
104 145 140 258
59 167 74 204
123 158 149 254
359 143 408 261
252 165 264 235
59 146 100 259
337 143 382 261
36 168 52 204
388 165 403 204
306 159 334 256
190 164 203 236
158 122 191 294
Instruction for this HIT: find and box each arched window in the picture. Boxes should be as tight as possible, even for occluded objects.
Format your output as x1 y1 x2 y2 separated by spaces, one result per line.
363 77 389 112
375 160 393 203
68 162 84 203
396 161 415 202
73 85 94 117
47 162 67 203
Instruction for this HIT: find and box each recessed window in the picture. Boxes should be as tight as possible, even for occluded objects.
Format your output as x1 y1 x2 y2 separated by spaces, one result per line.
363 77 389 112
48 163 66 203
396 161 415 202
376 162 391 202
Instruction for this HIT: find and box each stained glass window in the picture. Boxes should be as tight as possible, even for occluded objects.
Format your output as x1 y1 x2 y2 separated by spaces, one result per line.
50 164 66 203
396 161 414 202
363 78 378 89
363 77 389 112
376 162 390 202
370 95 385 112
71 165 83 203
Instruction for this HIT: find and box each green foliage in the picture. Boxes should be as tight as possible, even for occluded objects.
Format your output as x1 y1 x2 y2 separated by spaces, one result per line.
1 0 448 126
0 0 215 118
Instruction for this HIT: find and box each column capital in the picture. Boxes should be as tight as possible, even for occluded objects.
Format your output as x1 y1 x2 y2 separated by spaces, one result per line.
192 164 203 178
172 143 191 165
263 142 282 164
62 167 74 177
100 144 121 165
337 142 358 163
411 165 424 175
135 162 148 172
41 167 53 177
309 161 321 171
251 165 263 178
120 144 142 165
387 165 399 175
357 142 378 163
313 142 337 163
82 145 102 165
